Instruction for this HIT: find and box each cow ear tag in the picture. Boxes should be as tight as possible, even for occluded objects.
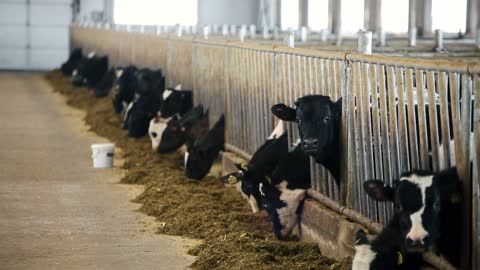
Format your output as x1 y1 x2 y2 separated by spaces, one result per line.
240 163 249 171
396 251 403 265
227 175 238 184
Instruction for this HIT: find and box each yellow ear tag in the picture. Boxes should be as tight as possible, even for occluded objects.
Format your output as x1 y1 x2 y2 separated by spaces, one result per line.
397 251 403 265
264 176 272 185
228 175 238 184
450 192 462 204
240 163 249 171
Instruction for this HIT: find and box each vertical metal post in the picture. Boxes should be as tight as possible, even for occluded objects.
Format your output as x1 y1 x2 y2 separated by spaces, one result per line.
377 27 386 47
300 26 308 42
176 25 183 37
239 26 246 42
409 26 417 47
222 24 229 36
287 31 295 48
476 29 480 48
249 24 256 38
320 29 329 42
434 29 443 51
273 26 280 40
358 30 372 54
263 25 270 39
230 25 237 37
203 26 210 39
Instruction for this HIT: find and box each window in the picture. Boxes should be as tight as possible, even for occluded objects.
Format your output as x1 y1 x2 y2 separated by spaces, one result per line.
432 0 467 32
308 0 329 31
281 0 299 30
382 0 408 33
114 0 197 26
341 0 364 34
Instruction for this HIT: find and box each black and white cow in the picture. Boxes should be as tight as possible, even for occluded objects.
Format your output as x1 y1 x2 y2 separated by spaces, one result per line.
124 93 162 138
185 115 225 180
364 168 463 267
71 53 108 88
271 95 342 184
353 225 422 270
157 105 209 153
259 142 311 239
159 86 193 118
221 121 288 213
61 48 83 76
112 65 138 114
94 68 115 98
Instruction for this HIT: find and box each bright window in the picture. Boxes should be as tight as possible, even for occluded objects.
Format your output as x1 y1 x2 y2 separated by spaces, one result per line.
432 0 467 32
114 0 197 25
281 0 299 30
341 0 365 34
308 0 329 31
382 0 408 33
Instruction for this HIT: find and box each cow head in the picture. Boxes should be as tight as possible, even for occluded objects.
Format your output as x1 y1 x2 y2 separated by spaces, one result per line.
185 115 225 180
271 95 342 164
221 130 288 213
125 95 161 138
221 163 263 213
135 68 165 96
364 168 461 253
158 105 208 153
353 230 399 270
148 115 173 151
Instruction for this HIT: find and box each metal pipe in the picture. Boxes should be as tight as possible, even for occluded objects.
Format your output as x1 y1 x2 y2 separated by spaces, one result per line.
203 26 210 39
357 30 372 55
230 25 237 37
320 29 329 42
300 26 308 42
262 26 270 39
287 31 295 48
249 24 256 38
377 27 386 47
408 26 417 47
434 29 444 51
222 24 229 36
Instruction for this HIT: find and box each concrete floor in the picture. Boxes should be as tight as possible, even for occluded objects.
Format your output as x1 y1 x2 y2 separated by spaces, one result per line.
0 73 197 270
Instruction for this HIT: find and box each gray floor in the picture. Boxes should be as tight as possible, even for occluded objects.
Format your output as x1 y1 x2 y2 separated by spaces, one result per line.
0 73 197 270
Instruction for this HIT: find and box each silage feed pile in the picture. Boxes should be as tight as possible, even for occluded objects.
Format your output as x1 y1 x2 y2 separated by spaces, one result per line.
45 70 352 270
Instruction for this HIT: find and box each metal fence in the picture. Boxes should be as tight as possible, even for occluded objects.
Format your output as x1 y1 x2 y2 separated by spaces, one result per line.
71 25 479 269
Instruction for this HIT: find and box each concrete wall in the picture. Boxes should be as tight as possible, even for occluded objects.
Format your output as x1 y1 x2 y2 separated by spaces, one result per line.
198 0 259 26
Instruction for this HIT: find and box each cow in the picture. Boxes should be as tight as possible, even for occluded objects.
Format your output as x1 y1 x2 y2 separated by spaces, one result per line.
94 68 115 98
364 168 463 267
71 54 109 88
113 65 138 114
271 95 342 184
185 115 225 180
61 48 83 76
159 86 193 118
221 121 288 213
259 142 311 240
157 105 209 153
124 93 162 138
148 115 173 151
353 226 422 270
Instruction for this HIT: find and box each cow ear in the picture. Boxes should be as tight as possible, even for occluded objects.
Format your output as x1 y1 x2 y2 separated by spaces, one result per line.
364 180 394 201
271 104 296 122
334 98 342 118
355 230 369 245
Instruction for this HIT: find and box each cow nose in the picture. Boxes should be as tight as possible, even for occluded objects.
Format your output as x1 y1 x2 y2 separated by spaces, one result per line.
406 235 430 249
302 138 318 152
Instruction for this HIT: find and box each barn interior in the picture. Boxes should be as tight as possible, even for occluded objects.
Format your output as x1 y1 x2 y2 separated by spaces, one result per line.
0 0 479 269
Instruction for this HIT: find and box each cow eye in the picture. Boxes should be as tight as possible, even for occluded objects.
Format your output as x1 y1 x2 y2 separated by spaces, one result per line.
324 116 331 122
151 132 157 138
296 119 302 125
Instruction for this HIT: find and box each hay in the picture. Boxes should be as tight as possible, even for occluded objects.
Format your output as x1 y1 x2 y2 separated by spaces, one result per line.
44 70 352 270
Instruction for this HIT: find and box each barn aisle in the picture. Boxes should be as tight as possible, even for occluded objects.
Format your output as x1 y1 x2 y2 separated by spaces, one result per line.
0 73 196 270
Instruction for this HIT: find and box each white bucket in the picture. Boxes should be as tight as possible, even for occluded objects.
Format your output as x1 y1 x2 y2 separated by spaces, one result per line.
91 143 115 168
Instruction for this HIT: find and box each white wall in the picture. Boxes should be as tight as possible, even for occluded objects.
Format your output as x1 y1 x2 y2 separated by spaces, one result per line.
198 0 259 25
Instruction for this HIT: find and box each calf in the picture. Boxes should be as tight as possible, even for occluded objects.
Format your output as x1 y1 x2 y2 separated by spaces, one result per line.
271 95 342 184
157 105 209 153
61 48 83 76
113 65 138 114
364 168 462 267
221 121 288 213
124 93 162 138
259 143 311 239
159 87 193 118
71 54 108 88
185 115 225 180
353 225 422 270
